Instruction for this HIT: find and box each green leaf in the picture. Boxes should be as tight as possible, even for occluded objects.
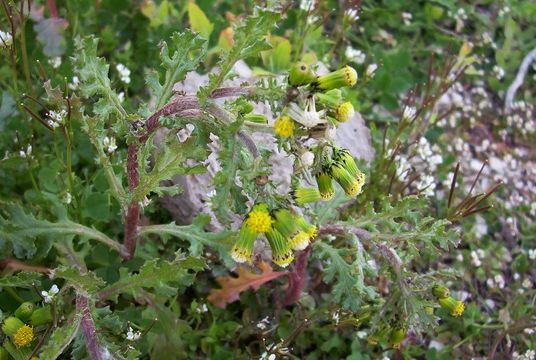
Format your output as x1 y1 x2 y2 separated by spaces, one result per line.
73 36 127 122
53 266 106 294
139 214 234 267
39 314 81 360
149 30 207 110
82 192 111 221
97 253 206 302
0 272 42 288
188 2 214 40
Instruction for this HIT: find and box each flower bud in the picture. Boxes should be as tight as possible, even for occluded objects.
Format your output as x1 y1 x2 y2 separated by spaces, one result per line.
288 62 316 86
316 89 343 108
315 172 335 200
29 307 53 327
243 113 267 124
432 284 450 299
315 65 358 90
266 228 294 267
389 327 407 349
14 302 36 322
293 187 323 205
438 297 465 317
330 162 364 197
295 216 317 239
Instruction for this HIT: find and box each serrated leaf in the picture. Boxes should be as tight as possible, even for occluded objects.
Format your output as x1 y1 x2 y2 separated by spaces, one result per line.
208 261 288 308
39 314 81 360
138 214 235 267
53 266 106 294
97 254 206 302
150 30 206 110
0 272 42 288
188 2 214 40
73 36 126 122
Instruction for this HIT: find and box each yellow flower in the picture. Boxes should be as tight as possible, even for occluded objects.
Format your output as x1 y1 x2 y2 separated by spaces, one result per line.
439 297 465 317
274 115 295 138
316 172 335 200
230 226 257 263
245 204 272 233
14 325 34 347
293 187 323 205
335 101 355 122
266 228 294 267
316 65 358 90
295 216 317 239
330 162 364 197
288 231 310 251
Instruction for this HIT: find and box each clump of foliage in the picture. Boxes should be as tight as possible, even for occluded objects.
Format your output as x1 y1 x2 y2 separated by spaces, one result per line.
1 1 535 359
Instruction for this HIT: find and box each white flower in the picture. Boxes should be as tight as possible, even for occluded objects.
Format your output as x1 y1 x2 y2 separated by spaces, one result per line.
260 352 276 360
41 284 59 303
366 63 378 77
195 303 208 314
288 98 326 128
332 311 340 325
522 278 532 289
344 8 359 21
300 151 315 167
0 30 13 47
403 106 416 121
345 46 366 64
118 91 125 103
64 192 72 205
116 63 131 84
48 56 62 69
470 250 482 267
68 76 80 90
47 109 67 129
299 0 314 11
402 12 412 26
498 6 510 17
102 136 117 154
492 65 505 80
256 316 270 330
126 326 141 341
529 249 536 260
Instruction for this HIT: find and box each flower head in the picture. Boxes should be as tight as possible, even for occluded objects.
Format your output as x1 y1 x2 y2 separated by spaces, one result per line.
288 62 316 86
126 326 141 341
315 65 358 90
274 115 295 138
266 228 294 267
14 325 34 347
316 171 335 200
273 209 311 251
295 216 317 239
432 284 450 299
231 225 258 263
366 63 378 78
41 284 59 303
335 102 355 122
293 187 323 205
330 162 364 197
245 204 273 233
439 297 465 317
389 327 406 349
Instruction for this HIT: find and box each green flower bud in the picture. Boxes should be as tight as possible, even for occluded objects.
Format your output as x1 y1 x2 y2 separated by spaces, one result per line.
316 171 335 200
293 187 323 205
243 113 268 124
295 215 317 239
316 89 343 108
230 225 257 264
389 327 407 349
2 317 24 337
14 302 36 322
266 228 294 267
29 307 53 327
330 162 364 197
432 284 450 299
333 148 361 178
315 65 358 90
438 297 465 317
288 62 316 86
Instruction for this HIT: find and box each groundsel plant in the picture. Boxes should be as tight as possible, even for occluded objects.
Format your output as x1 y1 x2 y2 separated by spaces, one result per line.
0 7 499 359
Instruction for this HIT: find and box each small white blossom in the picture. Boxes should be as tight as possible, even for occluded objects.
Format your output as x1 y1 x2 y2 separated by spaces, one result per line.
0 30 13 48
403 106 416 121
260 353 276 360
64 192 72 205
366 63 378 78
345 46 366 64
118 91 125 103
300 151 315 167
41 284 59 303
48 56 62 69
344 8 359 22
498 6 511 18
102 136 117 154
195 303 208 314
528 249 536 260
492 65 505 80
47 109 67 129
402 12 412 26
522 278 532 289
299 0 314 11
116 63 131 84
256 316 270 330
126 326 141 341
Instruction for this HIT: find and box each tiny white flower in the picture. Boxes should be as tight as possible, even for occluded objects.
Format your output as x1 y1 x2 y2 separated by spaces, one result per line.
64 192 72 204
103 136 117 154
41 284 60 303
126 326 141 341
68 76 80 90
48 56 62 69
345 46 366 64
116 63 131 84
118 91 125 103
0 30 13 47
403 106 416 121
195 303 208 314
300 151 315 167
366 63 378 77
288 99 326 128
344 8 359 22
528 249 536 260
492 65 505 80
402 12 412 26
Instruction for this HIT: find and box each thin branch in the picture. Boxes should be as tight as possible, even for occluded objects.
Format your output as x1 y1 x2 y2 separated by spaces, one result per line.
76 295 105 360
505 46 536 110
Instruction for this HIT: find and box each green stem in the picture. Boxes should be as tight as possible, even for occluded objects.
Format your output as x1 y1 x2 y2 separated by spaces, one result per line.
19 10 32 94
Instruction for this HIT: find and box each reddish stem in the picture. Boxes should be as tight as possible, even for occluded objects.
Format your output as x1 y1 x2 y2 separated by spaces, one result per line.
282 246 311 307
46 0 58 18
76 295 104 360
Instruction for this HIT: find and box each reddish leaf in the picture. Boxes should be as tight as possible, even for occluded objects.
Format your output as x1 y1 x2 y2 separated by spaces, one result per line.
208 261 288 308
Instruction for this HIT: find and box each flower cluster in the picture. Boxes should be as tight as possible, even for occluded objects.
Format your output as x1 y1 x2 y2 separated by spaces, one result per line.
46 109 68 129
41 284 59 303
230 204 317 267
